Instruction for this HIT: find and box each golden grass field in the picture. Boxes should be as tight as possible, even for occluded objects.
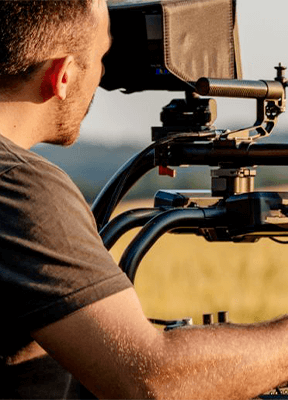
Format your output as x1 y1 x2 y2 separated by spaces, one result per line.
109 199 288 326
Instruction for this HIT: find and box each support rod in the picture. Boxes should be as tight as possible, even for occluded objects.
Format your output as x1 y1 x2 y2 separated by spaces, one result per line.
100 208 163 250
120 207 226 283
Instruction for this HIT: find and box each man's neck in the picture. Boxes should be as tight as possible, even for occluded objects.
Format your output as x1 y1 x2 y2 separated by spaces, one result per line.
0 99 48 149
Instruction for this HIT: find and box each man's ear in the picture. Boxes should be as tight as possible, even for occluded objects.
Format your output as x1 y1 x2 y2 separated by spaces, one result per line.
40 56 75 101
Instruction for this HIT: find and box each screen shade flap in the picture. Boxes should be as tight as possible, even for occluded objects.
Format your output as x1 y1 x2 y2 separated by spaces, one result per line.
163 0 237 82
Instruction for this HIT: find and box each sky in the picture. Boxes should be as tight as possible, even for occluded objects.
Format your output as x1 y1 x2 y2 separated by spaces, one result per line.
80 0 288 146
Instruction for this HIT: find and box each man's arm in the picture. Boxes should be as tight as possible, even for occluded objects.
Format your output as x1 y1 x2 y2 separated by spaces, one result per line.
32 287 288 399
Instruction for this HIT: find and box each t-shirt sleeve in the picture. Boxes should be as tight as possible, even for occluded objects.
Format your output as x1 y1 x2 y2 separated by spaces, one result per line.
0 159 132 332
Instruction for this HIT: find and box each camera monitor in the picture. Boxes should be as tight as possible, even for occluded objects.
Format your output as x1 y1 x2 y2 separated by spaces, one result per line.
100 0 242 93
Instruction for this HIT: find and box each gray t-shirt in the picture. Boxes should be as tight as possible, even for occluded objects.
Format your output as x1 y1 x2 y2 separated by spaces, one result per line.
0 135 132 398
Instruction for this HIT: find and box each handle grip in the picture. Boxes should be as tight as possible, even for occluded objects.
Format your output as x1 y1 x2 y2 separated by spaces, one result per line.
196 78 284 99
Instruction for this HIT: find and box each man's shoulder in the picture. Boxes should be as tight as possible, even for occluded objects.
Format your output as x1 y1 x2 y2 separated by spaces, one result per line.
0 134 72 183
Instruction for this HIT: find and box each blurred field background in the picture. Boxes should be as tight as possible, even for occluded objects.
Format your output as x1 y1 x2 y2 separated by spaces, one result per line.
110 199 288 326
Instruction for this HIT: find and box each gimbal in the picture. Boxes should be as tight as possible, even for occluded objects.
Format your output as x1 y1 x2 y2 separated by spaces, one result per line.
92 64 288 278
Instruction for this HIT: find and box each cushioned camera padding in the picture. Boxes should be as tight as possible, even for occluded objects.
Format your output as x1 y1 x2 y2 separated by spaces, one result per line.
162 0 237 82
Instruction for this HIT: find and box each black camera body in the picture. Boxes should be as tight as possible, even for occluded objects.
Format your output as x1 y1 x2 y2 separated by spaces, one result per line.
101 0 241 93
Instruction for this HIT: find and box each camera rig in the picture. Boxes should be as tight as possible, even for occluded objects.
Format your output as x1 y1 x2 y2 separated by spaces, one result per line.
94 1 288 395
93 64 288 278
93 65 288 399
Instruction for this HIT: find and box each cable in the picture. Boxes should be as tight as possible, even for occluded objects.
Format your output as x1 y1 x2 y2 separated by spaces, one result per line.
100 130 216 228
270 237 288 244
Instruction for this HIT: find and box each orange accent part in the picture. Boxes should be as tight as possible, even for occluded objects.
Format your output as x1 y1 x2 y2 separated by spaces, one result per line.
158 166 176 178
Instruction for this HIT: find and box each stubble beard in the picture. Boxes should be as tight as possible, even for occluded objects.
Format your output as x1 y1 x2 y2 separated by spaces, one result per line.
54 100 82 147
47 84 95 147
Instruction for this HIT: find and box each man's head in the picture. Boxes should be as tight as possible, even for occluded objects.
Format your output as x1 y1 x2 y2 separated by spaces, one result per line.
0 0 111 148
0 0 97 87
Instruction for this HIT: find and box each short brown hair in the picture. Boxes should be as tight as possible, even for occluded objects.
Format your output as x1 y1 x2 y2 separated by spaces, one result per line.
0 0 95 84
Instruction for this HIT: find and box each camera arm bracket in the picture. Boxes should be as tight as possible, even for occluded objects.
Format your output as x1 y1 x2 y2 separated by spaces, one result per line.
196 64 287 143
217 96 285 142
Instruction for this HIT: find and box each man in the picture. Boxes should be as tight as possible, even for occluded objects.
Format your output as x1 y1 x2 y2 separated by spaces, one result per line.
1 0 288 399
